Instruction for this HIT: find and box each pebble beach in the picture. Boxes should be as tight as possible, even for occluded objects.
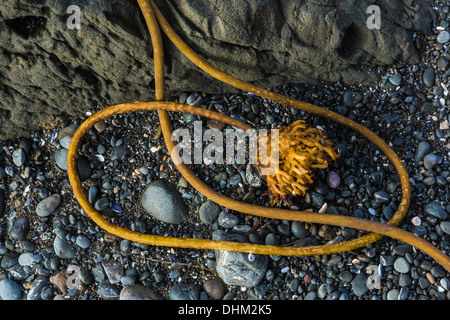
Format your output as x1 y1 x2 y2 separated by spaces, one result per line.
1 2 450 302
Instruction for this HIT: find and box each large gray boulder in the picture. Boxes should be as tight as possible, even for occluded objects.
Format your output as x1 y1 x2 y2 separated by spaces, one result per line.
0 0 434 139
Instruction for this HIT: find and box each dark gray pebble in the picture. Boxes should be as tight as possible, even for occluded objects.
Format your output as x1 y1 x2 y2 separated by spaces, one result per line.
141 179 189 224
54 235 76 259
351 273 368 297
199 200 221 225
94 197 109 211
9 216 30 241
343 91 362 107
414 141 432 163
424 201 447 220
423 154 442 170
422 67 436 87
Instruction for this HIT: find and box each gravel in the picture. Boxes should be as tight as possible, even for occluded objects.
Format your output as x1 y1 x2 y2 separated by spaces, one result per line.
0 2 449 302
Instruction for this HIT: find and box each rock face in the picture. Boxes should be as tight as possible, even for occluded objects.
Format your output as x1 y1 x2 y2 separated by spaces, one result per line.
0 0 434 139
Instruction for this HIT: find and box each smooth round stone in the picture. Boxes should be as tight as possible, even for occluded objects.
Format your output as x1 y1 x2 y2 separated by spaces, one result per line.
291 221 309 238
310 191 324 208
9 216 30 240
424 201 447 220
76 156 92 182
351 273 368 297
437 56 449 71
423 154 442 170
389 73 402 86
54 148 68 170
59 135 72 149
422 67 436 88
12 148 26 167
387 289 400 300
437 30 450 43
36 194 61 217
76 235 91 248
440 221 450 235
199 200 221 225
217 211 239 229
343 91 362 107
326 171 341 189
94 197 109 211
0 279 22 300
119 284 163 300
414 141 431 163
88 186 98 204
394 257 410 273
141 180 188 224
18 252 42 266
54 236 76 259
202 277 226 300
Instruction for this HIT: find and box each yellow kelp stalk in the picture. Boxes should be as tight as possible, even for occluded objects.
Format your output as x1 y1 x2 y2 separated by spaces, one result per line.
66 0 450 273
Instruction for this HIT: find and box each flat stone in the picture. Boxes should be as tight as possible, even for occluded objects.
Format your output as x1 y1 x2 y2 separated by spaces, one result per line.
169 283 200 300
54 148 68 170
440 221 450 235
12 148 26 167
424 201 447 220
0 0 435 141
36 194 61 217
102 260 124 284
437 30 450 43
351 273 368 297
394 257 410 273
0 279 22 300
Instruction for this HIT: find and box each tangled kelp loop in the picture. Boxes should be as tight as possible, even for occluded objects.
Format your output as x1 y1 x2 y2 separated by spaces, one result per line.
66 0 450 273
256 120 340 205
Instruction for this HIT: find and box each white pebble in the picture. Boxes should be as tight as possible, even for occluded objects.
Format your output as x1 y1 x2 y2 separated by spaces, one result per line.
411 216 421 226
